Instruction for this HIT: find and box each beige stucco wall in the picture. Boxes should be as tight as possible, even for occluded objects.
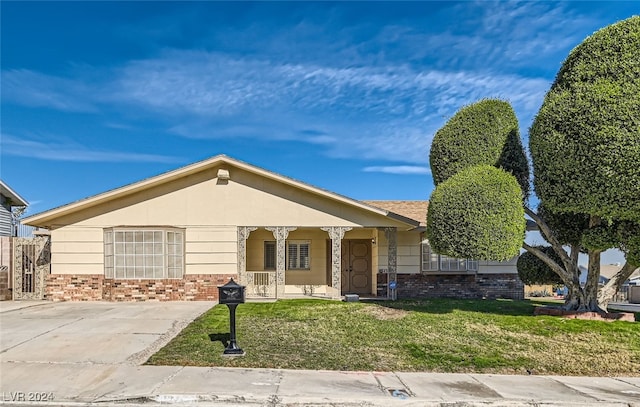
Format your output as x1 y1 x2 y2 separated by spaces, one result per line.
46 163 409 277
246 228 328 286
477 258 518 274
51 226 238 275
46 165 406 229
377 230 422 274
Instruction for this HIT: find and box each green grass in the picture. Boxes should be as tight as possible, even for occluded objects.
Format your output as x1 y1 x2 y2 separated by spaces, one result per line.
146 298 640 376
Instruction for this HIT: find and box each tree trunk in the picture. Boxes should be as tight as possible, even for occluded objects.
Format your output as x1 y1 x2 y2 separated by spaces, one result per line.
563 278 587 311
522 241 589 310
598 261 639 310
584 250 603 312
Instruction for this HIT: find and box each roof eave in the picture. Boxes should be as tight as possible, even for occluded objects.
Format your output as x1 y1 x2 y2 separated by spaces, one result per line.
0 180 29 207
23 155 417 229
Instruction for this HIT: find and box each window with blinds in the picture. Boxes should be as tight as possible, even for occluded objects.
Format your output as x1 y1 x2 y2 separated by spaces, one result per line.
263 240 311 271
421 239 476 273
104 228 184 279
264 241 276 269
288 240 310 270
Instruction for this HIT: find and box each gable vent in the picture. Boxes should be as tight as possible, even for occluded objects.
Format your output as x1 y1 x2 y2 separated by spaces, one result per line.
217 169 230 180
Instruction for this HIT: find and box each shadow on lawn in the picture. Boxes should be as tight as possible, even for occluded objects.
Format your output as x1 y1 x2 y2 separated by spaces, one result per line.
368 298 552 317
208 333 231 347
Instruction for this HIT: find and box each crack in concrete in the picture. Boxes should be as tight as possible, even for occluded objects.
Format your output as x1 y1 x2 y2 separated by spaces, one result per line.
125 318 192 365
150 365 185 395
392 371 416 397
0 316 85 354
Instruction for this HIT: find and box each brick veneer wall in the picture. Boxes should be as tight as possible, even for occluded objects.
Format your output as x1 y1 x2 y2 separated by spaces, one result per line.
397 273 524 300
0 267 10 301
45 274 236 301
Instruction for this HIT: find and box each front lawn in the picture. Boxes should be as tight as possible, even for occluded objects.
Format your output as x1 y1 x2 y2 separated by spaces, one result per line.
146 299 640 376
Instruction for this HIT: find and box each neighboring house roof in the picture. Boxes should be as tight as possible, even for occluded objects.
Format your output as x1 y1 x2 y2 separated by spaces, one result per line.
23 154 420 229
364 200 538 232
363 201 429 227
578 263 640 285
0 180 29 207
578 265 610 285
599 264 624 280
598 264 640 281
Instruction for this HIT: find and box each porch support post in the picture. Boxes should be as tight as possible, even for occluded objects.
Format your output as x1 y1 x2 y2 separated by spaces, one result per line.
266 227 297 298
383 227 397 299
321 226 352 299
237 227 258 286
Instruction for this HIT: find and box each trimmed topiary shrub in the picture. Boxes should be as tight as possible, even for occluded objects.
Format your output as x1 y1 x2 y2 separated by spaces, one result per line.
618 222 640 266
529 16 640 222
581 224 619 251
426 165 525 261
429 99 529 197
517 247 565 285
537 204 590 247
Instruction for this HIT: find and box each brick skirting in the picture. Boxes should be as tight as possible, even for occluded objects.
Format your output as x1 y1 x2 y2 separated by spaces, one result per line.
45 274 236 301
0 267 10 301
397 273 524 300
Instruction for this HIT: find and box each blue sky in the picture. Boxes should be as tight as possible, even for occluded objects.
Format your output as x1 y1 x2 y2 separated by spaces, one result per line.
0 1 636 263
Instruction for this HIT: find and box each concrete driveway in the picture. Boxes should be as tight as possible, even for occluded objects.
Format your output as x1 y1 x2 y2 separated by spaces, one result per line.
1 301 640 406
0 301 212 365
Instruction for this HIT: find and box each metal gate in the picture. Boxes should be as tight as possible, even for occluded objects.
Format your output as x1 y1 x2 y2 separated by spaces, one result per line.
13 236 50 300
246 271 276 299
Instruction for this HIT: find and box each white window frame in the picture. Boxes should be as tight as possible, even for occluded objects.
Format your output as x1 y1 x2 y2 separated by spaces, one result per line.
421 239 476 273
104 228 184 279
421 239 439 271
287 240 311 270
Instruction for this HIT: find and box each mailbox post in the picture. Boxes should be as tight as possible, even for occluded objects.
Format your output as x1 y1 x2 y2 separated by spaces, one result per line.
389 280 397 301
217 278 246 357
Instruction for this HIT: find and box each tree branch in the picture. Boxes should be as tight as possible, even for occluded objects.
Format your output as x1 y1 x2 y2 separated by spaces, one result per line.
524 206 576 275
522 242 573 284
598 261 639 310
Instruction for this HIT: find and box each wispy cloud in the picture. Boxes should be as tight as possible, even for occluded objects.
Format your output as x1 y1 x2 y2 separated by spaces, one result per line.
1 1 595 169
2 134 181 163
111 52 549 121
363 165 431 175
1 69 97 113
1 54 549 165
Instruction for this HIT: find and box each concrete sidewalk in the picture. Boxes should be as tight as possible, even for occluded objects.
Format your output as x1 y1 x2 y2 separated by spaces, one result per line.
1 364 639 406
1 301 639 406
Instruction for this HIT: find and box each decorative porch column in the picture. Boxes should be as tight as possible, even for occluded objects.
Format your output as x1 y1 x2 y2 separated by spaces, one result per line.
383 227 397 299
321 226 352 299
266 227 297 297
237 227 258 285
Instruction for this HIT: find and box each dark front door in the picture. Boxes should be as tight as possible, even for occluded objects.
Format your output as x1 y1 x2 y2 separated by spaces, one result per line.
341 239 372 295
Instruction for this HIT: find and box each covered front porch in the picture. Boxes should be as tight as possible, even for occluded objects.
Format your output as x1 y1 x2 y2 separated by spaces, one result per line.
237 226 398 300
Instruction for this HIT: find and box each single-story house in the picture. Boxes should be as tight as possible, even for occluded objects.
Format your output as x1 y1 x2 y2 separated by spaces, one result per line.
23 155 523 301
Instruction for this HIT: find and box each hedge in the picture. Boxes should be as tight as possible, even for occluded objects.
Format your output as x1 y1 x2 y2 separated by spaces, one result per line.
426 165 525 261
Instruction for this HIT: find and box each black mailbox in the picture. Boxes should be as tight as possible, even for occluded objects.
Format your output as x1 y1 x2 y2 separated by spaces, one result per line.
218 278 245 305
217 278 246 357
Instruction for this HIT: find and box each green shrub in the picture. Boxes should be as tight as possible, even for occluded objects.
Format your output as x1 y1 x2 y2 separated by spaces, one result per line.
618 222 640 266
426 165 525 260
580 224 619 251
429 99 529 196
530 16 640 221
517 247 565 285
537 204 589 247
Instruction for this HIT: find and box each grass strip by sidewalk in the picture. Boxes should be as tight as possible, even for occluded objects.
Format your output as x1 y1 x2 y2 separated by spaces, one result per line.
146 298 640 376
